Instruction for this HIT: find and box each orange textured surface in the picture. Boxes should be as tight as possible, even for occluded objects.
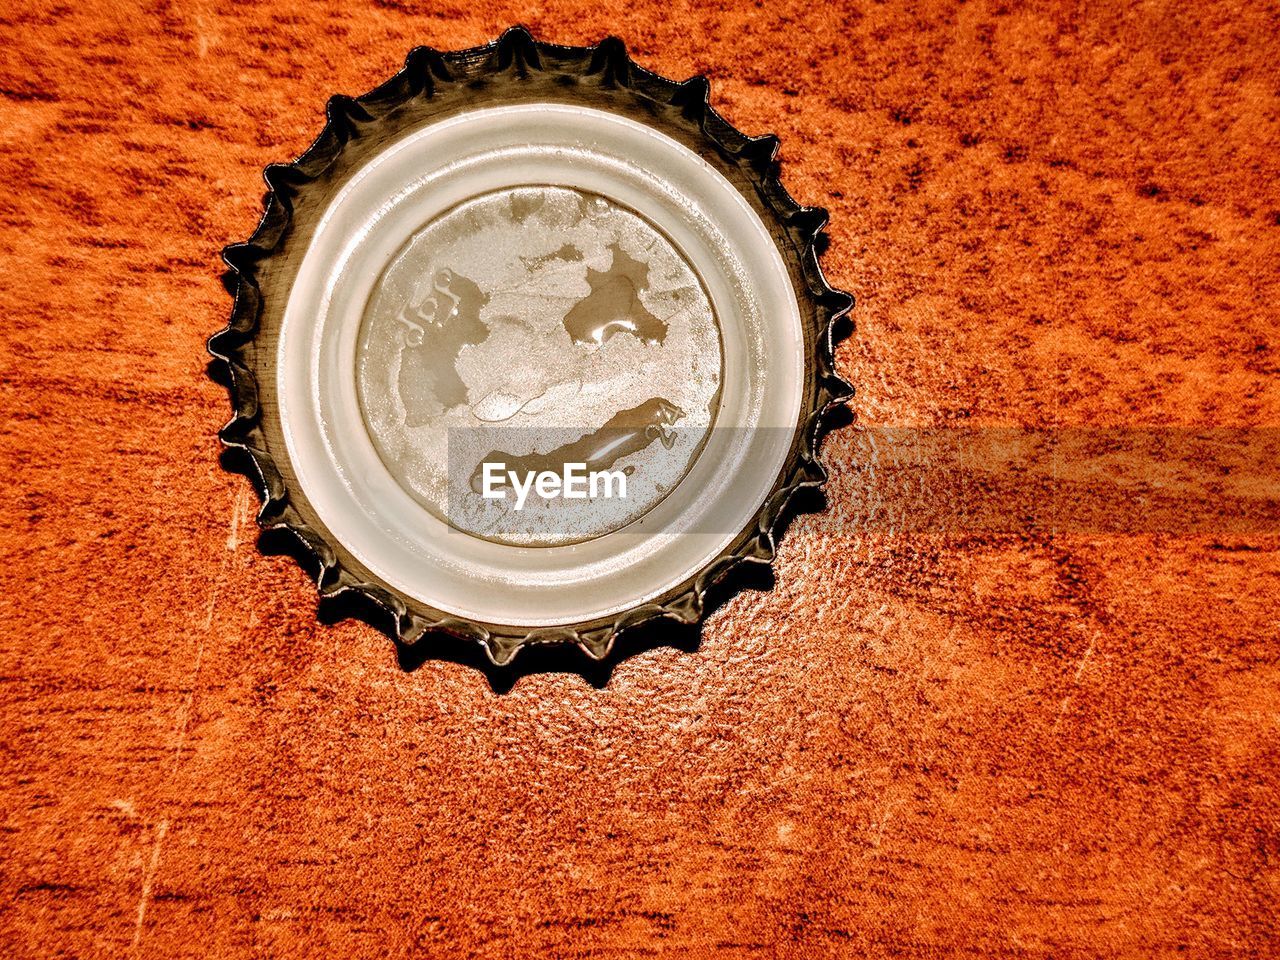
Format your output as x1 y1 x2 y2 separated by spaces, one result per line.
2 1 1279 957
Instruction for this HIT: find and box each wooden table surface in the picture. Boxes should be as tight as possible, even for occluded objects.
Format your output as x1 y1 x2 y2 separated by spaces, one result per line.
2 1 1277 956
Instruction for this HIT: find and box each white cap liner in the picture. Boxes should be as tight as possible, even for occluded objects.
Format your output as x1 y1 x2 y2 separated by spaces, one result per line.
278 103 803 626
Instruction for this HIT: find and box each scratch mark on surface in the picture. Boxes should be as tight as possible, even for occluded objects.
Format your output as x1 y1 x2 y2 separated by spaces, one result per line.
110 798 139 820
1056 634 1100 725
869 797 903 856
1073 634 1098 684
170 594 213 773
200 589 217 634
226 486 250 553
131 818 169 951
132 511 234 949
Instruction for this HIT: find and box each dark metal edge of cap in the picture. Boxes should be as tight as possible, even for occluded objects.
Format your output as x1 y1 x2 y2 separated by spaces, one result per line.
208 26 854 668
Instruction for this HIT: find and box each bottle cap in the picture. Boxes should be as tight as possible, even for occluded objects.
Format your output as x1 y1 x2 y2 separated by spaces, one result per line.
209 28 852 666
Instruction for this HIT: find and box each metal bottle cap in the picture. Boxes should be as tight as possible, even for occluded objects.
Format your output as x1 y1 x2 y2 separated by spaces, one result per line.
209 28 852 666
